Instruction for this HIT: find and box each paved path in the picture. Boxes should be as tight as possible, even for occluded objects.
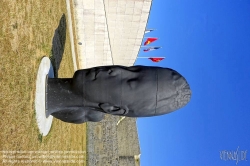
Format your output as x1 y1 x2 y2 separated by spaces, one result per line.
66 0 78 71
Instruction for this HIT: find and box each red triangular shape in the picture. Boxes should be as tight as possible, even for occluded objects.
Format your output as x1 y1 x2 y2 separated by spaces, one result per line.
144 38 158 45
148 57 165 62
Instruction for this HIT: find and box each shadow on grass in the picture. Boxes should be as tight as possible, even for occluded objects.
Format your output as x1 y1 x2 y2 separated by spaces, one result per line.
50 14 66 78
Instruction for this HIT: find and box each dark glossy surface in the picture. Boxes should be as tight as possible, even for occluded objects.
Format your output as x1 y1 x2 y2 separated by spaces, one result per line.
47 65 191 124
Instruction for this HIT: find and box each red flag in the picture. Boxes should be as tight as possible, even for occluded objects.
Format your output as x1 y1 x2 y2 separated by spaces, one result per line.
148 57 165 62
144 38 158 45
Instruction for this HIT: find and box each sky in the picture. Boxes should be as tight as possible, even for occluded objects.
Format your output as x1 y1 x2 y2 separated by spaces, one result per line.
136 0 250 166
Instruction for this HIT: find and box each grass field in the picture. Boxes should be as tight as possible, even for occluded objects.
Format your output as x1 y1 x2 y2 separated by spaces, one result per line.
0 0 86 165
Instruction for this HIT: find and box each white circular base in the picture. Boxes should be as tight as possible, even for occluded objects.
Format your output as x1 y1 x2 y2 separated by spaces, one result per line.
35 57 54 136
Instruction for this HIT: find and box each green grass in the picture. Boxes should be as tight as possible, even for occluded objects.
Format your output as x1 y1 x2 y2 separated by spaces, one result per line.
0 1 86 165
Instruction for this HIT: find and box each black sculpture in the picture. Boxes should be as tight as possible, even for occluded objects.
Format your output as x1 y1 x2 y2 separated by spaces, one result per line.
46 65 191 124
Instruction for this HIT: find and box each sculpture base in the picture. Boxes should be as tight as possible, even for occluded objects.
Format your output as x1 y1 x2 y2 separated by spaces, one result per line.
35 57 54 136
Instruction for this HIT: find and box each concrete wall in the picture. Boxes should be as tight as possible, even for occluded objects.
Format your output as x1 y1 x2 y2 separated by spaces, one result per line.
74 0 113 68
117 118 140 156
119 156 137 166
86 115 141 166
104 0 151 66
86 115 120 166
73 0 152 68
